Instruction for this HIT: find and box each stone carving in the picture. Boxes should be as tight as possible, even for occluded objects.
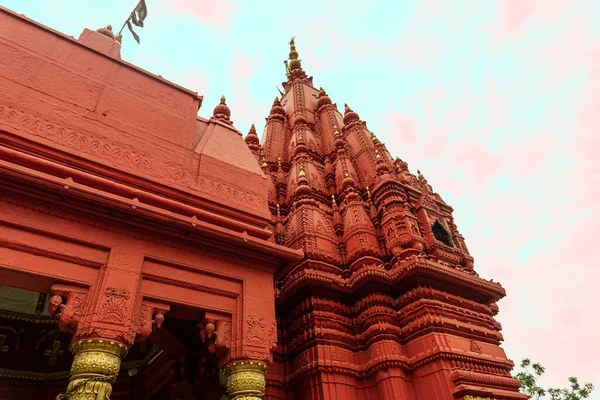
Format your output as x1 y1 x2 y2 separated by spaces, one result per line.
470 340 483 354
215 320 232 353
135 300 169 343
48 286 87 334
101 287 131 322
246 314 266 346
0 105 154 174
268 321 278 352
0 104 265 214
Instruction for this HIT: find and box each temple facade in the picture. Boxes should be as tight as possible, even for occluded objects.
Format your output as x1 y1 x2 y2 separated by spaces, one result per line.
0 6 526 400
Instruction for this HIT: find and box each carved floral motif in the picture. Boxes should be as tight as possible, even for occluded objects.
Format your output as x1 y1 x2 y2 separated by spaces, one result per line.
246 314 266 346
101 287 131 322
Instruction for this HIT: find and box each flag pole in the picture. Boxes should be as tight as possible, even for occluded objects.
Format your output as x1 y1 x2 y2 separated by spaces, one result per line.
116 10 135 41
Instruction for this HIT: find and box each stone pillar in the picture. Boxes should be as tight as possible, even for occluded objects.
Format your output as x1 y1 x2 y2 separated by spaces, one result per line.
60 339 128 400
224 361 268 400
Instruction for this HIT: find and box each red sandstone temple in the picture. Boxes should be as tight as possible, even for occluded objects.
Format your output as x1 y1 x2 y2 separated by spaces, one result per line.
0 6 527 400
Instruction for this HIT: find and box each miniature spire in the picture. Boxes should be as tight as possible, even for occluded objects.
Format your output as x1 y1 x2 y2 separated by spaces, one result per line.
269 96 285 119
295 163 311 197
370 131 379 143
298 164 306 178
245 124 260 146
317 87 332 109
212 95 232 124
343 103 360 125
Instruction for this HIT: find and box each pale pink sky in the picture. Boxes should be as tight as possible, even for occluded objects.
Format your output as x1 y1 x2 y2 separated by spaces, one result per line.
3 0 599 396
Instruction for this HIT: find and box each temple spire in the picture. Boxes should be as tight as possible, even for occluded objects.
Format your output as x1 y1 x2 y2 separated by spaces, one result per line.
285 36 306 81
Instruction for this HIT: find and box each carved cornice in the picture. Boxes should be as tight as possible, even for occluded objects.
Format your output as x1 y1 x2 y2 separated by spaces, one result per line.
0 104 267 215
287 344 514 382
277 256 505 303
0 189 283 272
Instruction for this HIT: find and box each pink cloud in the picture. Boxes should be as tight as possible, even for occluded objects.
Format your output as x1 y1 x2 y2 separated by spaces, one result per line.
500 0 537 33
168 0 237 27
386 110 418 145
453 141 504 183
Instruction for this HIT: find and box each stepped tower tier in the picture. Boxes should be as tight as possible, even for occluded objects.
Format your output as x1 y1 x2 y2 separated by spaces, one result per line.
245 38 525 400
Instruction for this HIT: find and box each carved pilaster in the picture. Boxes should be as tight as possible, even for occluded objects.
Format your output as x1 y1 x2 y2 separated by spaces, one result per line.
56 339 128 400
223 361 267 400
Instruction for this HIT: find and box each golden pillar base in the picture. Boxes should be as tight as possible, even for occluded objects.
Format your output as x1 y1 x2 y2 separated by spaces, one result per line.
223 361 268 400
57 340 128 400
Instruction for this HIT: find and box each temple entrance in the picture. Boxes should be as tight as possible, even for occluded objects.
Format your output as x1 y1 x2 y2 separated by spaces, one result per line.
0 284 227 399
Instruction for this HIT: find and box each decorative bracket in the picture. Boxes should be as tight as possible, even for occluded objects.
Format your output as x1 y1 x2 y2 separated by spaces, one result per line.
135 299 170 343
48 284 88 334
202 311 232 358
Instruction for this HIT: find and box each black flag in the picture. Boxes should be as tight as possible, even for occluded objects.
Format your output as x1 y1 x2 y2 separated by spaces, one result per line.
117 0 148 44
131 0 148 27
126 20 140 44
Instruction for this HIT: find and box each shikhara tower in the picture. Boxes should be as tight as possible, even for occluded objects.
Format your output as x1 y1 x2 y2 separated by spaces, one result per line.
244 39 527 400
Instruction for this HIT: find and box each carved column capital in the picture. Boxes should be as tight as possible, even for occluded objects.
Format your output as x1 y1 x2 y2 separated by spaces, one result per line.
56 339 128 400
223 361 267 400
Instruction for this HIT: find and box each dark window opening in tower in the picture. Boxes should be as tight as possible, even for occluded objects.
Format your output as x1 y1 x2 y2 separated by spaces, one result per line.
432 220 453 247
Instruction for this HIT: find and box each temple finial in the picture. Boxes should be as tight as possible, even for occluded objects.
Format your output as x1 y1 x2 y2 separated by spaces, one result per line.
212 95 232 124
288 36 302 72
